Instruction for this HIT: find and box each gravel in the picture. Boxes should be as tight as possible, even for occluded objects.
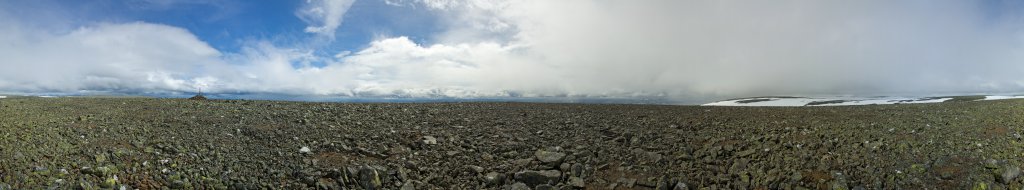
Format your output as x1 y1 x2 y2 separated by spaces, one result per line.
2 97 1024 189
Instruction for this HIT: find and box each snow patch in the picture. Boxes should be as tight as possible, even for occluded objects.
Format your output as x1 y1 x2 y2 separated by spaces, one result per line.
904 98 952 104
703 97 819 106
704 96 955 107
817 99 897 106
983 95 1024 100
0 96 6 98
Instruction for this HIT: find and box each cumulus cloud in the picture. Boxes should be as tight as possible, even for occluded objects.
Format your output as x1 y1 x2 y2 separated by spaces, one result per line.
0 21 222 93
297 0 356 38
4 1 1024 103
197 37 546 98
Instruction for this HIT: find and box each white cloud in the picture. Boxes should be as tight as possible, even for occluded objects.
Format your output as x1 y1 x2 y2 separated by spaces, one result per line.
297 0 356 39
0 21 222 93
392 0 1024 101
199 37 550 98
4 1 1024 103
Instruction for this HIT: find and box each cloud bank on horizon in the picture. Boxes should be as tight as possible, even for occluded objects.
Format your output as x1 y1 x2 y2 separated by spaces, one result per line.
2 0 1024 103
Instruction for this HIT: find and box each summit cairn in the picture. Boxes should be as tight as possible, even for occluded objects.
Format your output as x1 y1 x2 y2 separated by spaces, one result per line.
188 87 207 100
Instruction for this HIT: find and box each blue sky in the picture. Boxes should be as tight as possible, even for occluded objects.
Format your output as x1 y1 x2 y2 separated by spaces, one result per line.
3 0 444 61
1 0 1024 104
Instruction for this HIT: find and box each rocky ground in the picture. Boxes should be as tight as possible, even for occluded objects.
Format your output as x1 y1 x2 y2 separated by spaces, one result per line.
2 97 1024 189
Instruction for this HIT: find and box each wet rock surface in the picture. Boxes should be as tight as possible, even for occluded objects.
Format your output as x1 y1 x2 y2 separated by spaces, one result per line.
2 97 1024 189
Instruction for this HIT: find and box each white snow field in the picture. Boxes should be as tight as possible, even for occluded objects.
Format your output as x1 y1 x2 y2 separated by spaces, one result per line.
703 95 1023 107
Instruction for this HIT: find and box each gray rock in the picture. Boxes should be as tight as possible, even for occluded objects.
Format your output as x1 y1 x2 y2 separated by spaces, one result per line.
512 158 534 167
985 159 1001 169
389 168 407 183
169 180 187 189
830 181 848 190
484 172 507 186
606 182 619 189
316 178 340 190
233 182 258 190
673 182 688 190
791 171 804 181
637 177 659 187
514 170 561 187
345 166 360 178
644 151 664 163
508 182 531 190
618 178 637 188
654 176 673 190
534 150 566 164
400 181 415 190
95 153 108 163
77 179 96 190
467 165 484 174
736 149 756 157
568 177 585 188
571 163 585 177
100 177 117 188
293 169 319 186
535 184 555 190
422 136 437 145
358 166 382 190
1001 166 1021 184
830 171 848 190
96 166 115 177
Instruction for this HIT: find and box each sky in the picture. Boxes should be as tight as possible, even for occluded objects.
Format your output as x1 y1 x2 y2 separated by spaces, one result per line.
2 0 1024 104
